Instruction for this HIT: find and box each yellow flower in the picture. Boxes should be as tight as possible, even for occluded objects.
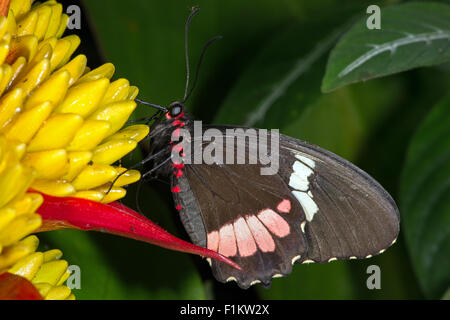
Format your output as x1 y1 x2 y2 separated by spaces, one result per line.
0 0 149 299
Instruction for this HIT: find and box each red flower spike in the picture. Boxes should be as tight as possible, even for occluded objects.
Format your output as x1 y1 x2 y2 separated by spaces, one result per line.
0 272 43 300
34 191 241 270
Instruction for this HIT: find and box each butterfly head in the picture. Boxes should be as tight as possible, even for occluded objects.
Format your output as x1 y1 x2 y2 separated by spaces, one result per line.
166 101 185 120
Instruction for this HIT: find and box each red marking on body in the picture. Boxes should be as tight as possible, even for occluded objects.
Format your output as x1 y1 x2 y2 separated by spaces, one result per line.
171 186 181 193
171 161 184 168
258 209 290 238
207 230 219 252
172 120 181 126
277 199 291 213
175 204 182 210
245 215 275 252
218 223 237 257
233 217 257 257
174 170 183 178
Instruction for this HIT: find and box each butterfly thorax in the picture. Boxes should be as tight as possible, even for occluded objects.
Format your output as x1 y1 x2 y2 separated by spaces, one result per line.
147 102 193 178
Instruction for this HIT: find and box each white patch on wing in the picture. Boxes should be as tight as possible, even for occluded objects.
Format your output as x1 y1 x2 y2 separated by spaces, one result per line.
288 153 319 222
295 154 315 168
292 191 318 221
288 172 310 191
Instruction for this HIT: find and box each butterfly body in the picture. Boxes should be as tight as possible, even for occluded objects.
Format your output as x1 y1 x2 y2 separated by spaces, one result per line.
145 103 400 289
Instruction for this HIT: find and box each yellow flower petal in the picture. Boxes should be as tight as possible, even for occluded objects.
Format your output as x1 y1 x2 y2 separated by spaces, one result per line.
0 208 16 232
0 163 25 207
4 101 53 143
0 16 7 40
92 139 137 165
99 186 126 203
33 4 52 41
72 164 117 190
0 235 39 270
44 3 62 40
8 34 38 63
43 249 62 262
62 151 93 181
77 62 115 83
113 168 141 187
55 13 68 38
12 57 51 96
49 38 71 71
56 268 70 286
32 259 68 285
27 113 83 152
31 179 75 197
0 64 13 96
88 100 137 136
55 78 109 117
11 193 43 216
34 282 52 297
127 86 139 100
57 34 80 68
16 10 38 36
0 213 41 247
101 78 130 105
106 124 149 143
57 54 87 86
24 70 70 109
67 120 111 151
23 149 68 179
72 190 104 202
8 251 43 281
8 56 26 89
45 285 71 300
0 88 23 129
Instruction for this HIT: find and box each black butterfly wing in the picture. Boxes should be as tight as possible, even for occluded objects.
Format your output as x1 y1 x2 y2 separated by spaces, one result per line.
278 134 399 263
170 126 399 289
173 160 309 288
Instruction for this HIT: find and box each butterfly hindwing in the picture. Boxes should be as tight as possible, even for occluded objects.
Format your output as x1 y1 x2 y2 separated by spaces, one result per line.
278 134 399 262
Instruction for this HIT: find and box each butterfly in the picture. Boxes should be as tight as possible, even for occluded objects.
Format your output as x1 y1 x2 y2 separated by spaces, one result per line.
130 8 400 289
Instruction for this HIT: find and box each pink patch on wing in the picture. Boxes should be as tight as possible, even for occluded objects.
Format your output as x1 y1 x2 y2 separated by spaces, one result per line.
258 209 290 238
218 224 237 257
277 199 291 213
245 215 275 252
207 230 219 252
233 217 257 257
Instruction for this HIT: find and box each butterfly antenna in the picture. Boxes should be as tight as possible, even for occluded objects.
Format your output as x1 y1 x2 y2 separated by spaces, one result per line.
135 98 168 113
183 7 201 102
182 35 222 103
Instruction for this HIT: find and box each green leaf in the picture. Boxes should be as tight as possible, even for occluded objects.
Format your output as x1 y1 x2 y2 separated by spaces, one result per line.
322 2 450 92
400 94 450 299
214 22 342 130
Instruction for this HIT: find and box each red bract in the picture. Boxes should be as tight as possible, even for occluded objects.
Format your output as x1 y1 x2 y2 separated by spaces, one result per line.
34 191 241 270
0 273 43 300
